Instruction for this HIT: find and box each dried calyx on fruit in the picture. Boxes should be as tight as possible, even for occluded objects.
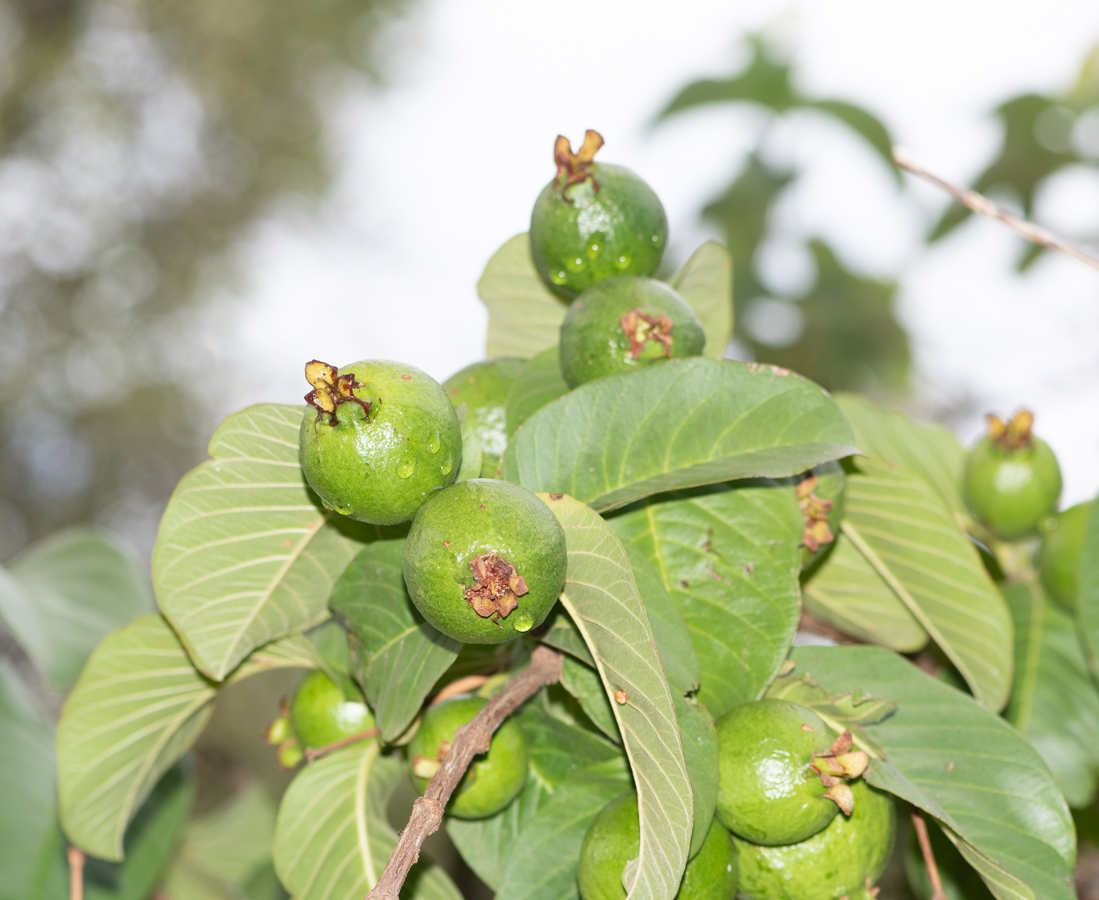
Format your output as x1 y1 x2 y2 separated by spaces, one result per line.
304 360 370 424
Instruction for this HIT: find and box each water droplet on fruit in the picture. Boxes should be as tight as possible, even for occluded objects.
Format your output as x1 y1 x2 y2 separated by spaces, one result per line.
427 432 441 454
334 502 353 516
513 612 534 633
651 234 662 244
586 233 605 259
441 456 453 476
397 457 416 479
550 270 568 285
565 255 586 273
614 252 632 270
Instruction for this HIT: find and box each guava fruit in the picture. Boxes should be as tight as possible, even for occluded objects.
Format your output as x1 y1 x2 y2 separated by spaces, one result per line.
578 794 737 900
402 479 567 644
443 358 525 477
715 699 858 845
291 670 375 749
797 461 846 571
299 359 462 526
558 277 705 388
530 130 668 297
1039 501 1093 608
964 410 1061 541
406 695 528 818
735 779 895 900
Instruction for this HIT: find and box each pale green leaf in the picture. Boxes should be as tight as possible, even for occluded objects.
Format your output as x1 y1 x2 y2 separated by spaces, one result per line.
541 615 595 666
173 785 276 886
505 359 857 513
455 406 482 483
1074 496 1099 680
505 346 569 438
669 241 733 358
673 696 718 860
560 655 620 743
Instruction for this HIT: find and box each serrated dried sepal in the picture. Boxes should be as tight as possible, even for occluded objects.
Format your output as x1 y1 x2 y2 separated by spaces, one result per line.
797 473 836 552
988 409 1034 450
554 130 604 197
620 308 674 359
465 553 529 626
823 782 855 815
303 358 371 425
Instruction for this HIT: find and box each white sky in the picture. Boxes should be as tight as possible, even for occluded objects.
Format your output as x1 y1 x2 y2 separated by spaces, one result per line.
215 0 1099 506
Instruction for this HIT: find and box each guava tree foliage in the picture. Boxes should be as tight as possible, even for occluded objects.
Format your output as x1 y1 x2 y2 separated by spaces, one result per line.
39 152 1095 900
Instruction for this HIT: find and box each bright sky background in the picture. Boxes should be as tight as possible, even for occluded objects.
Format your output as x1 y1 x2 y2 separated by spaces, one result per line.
214 0 1099 505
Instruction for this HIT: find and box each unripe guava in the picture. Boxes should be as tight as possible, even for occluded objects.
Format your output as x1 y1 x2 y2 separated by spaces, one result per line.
443 358 525 477
402 479 567 644
558 277 705 388
530 130 668 297
1039 501 1093 608
298 359 462 526
291 670 374 749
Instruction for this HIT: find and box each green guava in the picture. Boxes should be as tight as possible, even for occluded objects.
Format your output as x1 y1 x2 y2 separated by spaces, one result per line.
964 411 1061 541
577 794 738 900
406 695 528 819
734 779 895 900
298 359 462 526
402 479 567 644
1039 501 1093 608
530 130 668 297
714 699 839 845
797 461 846 572
291 670 375 749
443 358 525 477
557 277 705 388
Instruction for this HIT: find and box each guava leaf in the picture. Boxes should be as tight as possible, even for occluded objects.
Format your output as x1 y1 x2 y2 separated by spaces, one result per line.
505 346 569 438
56 614 316 861
153 404 381 681
560 654 620 743
1005 579 1099 808
610 482 803 719
272 741 460 900
801 533 929 652
842 458 1014 711
329 539 460 741
1073 497 1099 680
542 493 693 900
479 233 569 359
540 615 595 666
673 696 718 860
669 242 733 358
790 644 1075 900
0 528 152 691
455 406 482 483
504 359 857 513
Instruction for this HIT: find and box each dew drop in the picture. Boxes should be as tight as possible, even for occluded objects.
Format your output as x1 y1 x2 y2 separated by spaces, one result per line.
586 233 605 259
550 270 569 285
565 255 586 273
427 432 441 454
513 612 534 633
397 457 416 479
333 502 353 516
651 234 662 244
440 455 453 476
614 252 632 270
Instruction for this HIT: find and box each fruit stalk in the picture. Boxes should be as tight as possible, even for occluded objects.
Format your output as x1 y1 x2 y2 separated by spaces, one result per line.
68 847 84 900
910 810 948 900
365 646 564 900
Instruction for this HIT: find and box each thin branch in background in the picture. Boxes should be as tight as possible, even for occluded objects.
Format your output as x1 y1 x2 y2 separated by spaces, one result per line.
432 674 491 705
67 847 84 900
893 146 1099 274
365 645 564 900
303 727 379 763
911 809 949 900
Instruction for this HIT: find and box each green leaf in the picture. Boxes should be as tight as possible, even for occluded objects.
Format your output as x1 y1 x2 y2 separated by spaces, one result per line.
801 533 929 652
0 528 152 690
505 346 569 438
804 100 899 179
560 655 620 743
673 696 718 860
790 644 1075 900
329 539 460 742
842 458 1014 711
57 614 315 860
172 785 276 887
153 404 379 681
504 359 858 513
272 741 460 900
1005 579 1099 808
455 406 482 483
1074 497 1099 680
669 242 733 358
542 494 693 900
541 615 595 666
610 482 803 719
478 233 569 359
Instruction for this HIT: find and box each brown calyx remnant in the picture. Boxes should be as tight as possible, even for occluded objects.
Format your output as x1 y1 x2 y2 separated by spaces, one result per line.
796 473 835 552
987 409 1034 451
810 729 869 816
554 129 604 198
620 308 674 359
304 360 371 426
465 553 528 625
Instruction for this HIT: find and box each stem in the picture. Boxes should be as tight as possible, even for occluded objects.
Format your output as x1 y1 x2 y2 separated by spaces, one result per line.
893 146 1099 274
67 847 84 900
911 809 948 900
365 646 564 900
303 727 379 763
431 674 491 705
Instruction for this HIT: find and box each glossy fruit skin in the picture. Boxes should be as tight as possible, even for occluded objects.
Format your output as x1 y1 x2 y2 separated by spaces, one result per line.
964 434 1062 540
299 360 461 526
558 277 705 388
530 163 668 297
577 793 737 900
734 780 895 900
1039 501 1092 608
443 358 525 477
714 699 838 845
291 670 374 749
407 696 527 818
402 479 567 644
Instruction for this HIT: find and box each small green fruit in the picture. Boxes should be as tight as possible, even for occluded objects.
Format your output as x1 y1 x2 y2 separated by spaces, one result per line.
714 699 839 845
558 277 705 388
1039 501 1093 608
291 670 374 749
443 358 525 477
577 793 737 900
299 359 462 525
530 130 668 297
964 410 1061 541
406 696 527 819
276 739 304 770
734 780 895 900
402 479 567 644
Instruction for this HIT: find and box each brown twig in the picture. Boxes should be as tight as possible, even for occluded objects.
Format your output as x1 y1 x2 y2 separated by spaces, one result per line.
431 674 491 705
365 646 564 900
67 847 84 900
893 146 1099 273
303 727 379 763
911 809 948 900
